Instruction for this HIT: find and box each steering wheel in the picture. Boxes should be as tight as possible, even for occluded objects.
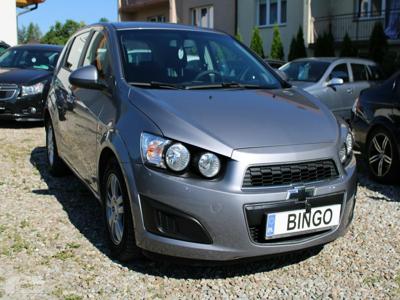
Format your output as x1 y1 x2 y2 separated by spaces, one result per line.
194 70 223 82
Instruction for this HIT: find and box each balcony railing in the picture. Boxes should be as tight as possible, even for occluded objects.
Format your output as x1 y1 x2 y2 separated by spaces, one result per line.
313 9 400 42
120 0 168 12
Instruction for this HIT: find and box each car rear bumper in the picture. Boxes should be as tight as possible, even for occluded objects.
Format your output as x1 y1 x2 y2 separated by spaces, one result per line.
126 154 357 261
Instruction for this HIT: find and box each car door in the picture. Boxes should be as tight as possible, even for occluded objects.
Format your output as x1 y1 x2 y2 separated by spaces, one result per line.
321 63 352 119
71 30 115 190
52 31 91 167
349 63 372 113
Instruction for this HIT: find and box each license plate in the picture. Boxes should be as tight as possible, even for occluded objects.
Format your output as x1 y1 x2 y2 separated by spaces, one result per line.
265 204 341 239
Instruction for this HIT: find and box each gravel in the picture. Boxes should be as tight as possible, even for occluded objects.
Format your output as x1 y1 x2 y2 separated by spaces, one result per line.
0 122 399 299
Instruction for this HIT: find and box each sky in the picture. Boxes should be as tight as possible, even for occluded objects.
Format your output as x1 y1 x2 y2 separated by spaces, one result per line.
18 0 118 34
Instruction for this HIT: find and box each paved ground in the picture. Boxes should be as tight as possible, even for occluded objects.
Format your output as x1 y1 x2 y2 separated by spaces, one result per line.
0 122 399 299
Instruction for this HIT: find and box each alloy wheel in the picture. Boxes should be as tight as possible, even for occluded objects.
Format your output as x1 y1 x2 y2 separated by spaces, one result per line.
106 173 125 245
368 133 393 177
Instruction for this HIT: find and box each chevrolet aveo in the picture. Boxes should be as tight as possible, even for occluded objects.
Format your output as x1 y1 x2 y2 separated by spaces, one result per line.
45 22 357 262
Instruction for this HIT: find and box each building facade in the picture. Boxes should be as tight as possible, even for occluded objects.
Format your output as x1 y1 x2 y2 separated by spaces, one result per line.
118 0 236 35
0 0 18 46
238 0 398 59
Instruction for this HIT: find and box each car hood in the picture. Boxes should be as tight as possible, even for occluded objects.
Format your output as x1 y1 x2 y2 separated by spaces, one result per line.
0 67 51 85
130 87 339 157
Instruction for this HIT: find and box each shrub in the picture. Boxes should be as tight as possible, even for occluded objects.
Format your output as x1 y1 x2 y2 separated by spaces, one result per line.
250 27 265 58
314 28 335 57
340 33 358 57
270 25 284 60
369 22 388 65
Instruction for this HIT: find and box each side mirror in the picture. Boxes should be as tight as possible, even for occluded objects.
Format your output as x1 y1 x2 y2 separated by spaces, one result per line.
327 77 344 87
276 69 288 81
69 65 105 90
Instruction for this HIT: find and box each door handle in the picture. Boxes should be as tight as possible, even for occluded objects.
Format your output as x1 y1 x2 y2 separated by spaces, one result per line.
346 88 353 94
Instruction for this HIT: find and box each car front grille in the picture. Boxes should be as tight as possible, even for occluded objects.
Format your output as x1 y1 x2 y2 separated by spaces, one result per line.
243 160 339 188
0 84 19 100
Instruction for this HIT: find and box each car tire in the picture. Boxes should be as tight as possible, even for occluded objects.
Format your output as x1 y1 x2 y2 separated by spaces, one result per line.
101 157 142 262
45 120 68 176
366 127 399 183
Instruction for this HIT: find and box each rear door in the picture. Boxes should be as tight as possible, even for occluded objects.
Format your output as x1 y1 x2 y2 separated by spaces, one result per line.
52 31 90 166
349 63 372 111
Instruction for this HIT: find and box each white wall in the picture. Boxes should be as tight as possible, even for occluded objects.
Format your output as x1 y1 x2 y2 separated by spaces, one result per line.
0 0 17 46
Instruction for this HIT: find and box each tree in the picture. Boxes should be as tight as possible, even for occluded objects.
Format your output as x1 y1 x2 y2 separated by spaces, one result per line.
369 22 388 65
340 33 357 57
41 20 85 45
18 26 27 44
18 22 41 44
270 25 284 60
288 36 297 61
295 26 307 59
99 17 109 22
250 27 265 58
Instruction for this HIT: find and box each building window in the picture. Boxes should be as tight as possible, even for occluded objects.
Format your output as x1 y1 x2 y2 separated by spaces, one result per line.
258 0 287 26
191 6 214 28
357 0 386 18
148 15 166 22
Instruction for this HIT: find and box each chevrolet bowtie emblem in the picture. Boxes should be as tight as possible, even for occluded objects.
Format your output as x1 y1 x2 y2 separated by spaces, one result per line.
287 186 315 213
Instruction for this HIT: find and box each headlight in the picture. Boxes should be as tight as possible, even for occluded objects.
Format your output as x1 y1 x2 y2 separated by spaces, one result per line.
21 82 45 96
346 132 353 155
198 152 221 178
165 143 190 172
140 133 170 168
338 131 353 165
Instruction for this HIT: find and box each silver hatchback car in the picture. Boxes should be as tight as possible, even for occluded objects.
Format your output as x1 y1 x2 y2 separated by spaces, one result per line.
280 57 383 121
45 22 357 262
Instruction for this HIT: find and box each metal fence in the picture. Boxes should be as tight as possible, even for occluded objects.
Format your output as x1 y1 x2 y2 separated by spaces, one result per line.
313 9 400 42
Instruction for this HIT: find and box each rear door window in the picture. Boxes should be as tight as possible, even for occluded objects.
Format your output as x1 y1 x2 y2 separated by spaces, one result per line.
368 65 384 81
65 32 90 71
351 64 369 81
329 64 350 83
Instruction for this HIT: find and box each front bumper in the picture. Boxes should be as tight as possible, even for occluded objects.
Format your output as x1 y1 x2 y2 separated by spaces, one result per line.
0 93 44 121
126 144 357 261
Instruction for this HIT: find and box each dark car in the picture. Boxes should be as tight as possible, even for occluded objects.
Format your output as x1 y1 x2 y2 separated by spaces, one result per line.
352 72 400 183
0 44 62 121
45 22 356 262
0 41 10 54
264 59 286 69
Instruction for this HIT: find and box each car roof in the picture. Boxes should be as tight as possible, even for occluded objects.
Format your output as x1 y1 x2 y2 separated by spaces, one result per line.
91 21 226 35
10 44 63 52
291 57 377 65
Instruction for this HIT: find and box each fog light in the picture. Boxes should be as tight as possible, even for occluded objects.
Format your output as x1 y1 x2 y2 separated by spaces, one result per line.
198 153 220 178
29 107 37 114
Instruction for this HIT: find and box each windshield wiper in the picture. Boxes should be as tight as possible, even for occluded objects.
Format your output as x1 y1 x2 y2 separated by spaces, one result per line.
130 81 182 90
185 82 269 90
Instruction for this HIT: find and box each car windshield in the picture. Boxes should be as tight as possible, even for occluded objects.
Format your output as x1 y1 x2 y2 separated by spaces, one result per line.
0 48 60 71
118 29 281 89
280 61 330 82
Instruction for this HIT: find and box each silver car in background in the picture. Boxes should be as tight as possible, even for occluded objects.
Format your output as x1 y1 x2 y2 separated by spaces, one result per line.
280 58 383 121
